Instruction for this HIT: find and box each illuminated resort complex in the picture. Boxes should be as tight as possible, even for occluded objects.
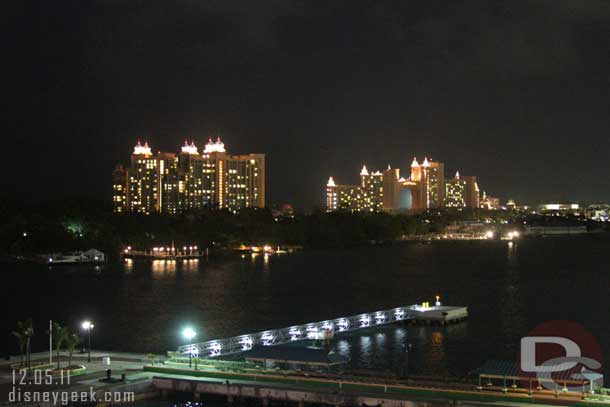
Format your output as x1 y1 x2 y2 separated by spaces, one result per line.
113 138 265 214
326 157 480 212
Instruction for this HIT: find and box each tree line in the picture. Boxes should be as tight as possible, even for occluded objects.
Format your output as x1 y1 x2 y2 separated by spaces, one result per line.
1 197 600 258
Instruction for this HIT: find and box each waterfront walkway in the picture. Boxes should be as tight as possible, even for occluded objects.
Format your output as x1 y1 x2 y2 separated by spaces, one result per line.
2 351 608 407
149 367 601 407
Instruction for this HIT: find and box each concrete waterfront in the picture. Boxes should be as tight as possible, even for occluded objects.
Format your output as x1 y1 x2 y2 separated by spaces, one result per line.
0 350 160 406
2 348 609 407
149 366 606 407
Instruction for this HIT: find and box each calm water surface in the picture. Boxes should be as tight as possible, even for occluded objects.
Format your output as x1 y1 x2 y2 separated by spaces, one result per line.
2 238 609 378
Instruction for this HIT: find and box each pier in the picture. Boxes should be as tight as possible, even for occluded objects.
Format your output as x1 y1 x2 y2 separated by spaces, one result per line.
122 245 208 260
178 303 468 358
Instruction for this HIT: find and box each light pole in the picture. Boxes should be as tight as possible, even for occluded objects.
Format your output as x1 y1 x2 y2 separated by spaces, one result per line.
182 327 196 368
82 321 94 362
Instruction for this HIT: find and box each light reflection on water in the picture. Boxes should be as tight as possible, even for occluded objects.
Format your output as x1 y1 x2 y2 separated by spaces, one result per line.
329 323 465 376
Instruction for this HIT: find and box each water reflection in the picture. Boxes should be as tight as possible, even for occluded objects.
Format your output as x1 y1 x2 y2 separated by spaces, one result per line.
501 240 524 351
124 258 133 273
152 259 177 275
336 339 351 356
181 258 199 273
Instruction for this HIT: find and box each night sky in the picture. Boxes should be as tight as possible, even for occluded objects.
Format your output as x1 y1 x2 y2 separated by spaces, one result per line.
6 1 610 209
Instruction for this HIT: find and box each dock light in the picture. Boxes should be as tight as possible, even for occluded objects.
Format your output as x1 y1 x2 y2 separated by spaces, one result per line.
209 342 222 357
435 295 441 306
337 319 349 331
261 332 274 346
183 246 187 251
182 327 197 367
81 321 94 362
288 327 301 340
193 246 197 250
485 230 494 239
239 336 253 351
263 245 272 252
374 312 386 324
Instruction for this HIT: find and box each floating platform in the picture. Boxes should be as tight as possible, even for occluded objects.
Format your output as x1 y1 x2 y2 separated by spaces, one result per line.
408 305 469 325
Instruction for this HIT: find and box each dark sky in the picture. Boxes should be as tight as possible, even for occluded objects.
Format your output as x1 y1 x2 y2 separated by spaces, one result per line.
6 0 610 209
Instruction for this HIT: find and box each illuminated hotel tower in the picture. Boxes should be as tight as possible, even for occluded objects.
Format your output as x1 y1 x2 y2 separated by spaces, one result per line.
128 141 160 214
113 138 265 214
408 157 444 210
444 171 480 209
360 165 383 212
444 171 466 208
325 165 383 212
112 165 127 213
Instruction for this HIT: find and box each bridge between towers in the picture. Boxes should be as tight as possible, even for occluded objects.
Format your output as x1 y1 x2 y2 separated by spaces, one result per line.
177 303 468 359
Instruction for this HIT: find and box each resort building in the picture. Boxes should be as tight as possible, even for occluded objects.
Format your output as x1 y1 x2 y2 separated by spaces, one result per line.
326 166 383 212
444 172 480 209
113 138 265 214
327 157 472 213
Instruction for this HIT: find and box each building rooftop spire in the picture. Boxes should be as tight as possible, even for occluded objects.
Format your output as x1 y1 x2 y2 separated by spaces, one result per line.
360 165 369 176
204 136 226 153
455 170 460 179
411 157 419 167
181 139 199 155
327 176 336 187
422 157 430 167
133 140 152 155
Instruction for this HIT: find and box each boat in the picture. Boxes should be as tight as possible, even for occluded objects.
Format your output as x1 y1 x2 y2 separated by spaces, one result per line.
46 249 105 265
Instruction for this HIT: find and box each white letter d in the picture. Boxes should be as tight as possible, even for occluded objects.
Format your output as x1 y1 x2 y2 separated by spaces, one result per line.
521 336 581 372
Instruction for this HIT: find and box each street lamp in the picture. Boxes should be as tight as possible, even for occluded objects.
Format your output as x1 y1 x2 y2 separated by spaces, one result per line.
182 327 196 368
82 321 94 362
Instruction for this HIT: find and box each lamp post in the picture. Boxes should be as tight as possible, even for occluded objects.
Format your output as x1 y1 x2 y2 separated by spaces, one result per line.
82 321 94 362
182 327 196 368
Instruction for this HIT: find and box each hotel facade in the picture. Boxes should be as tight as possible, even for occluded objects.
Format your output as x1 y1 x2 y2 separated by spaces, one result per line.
113 138 265 214
326 157 480 213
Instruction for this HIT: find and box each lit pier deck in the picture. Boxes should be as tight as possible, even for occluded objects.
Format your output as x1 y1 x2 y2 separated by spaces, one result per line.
178 303 468 359
409 305 469 324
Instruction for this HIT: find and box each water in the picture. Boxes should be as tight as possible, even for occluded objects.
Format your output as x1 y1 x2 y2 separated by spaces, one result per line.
2 237 609 378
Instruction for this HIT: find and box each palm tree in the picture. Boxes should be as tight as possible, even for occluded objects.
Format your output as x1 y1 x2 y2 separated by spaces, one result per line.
52 322 68 370
20 319 34 369
193 357 202 371
11 328 26 367
64 332 80 368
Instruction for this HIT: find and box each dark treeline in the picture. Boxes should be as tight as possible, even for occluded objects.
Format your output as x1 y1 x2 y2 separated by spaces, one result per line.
0 197 601 259
0 199 429 257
